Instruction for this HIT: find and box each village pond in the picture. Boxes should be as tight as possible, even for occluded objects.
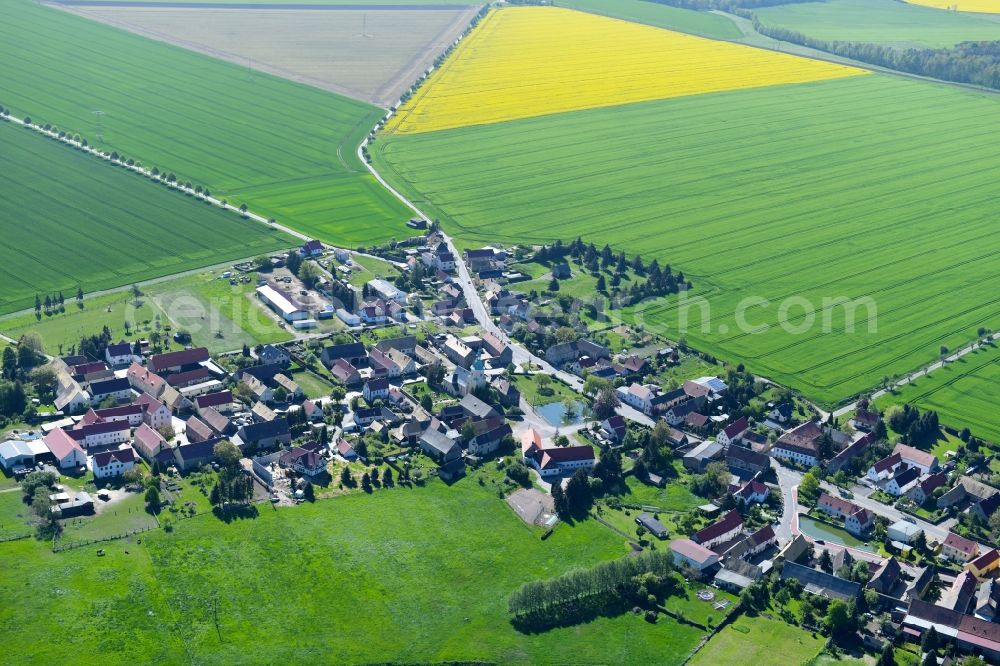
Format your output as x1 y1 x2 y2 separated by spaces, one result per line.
797 514 876 553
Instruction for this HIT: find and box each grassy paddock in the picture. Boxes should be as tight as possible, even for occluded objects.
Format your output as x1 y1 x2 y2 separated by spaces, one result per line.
689 614 826 666
0 270 295 355
0 480 705 664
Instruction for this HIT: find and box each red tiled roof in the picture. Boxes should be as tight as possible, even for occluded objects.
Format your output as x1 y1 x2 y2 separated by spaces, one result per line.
149 347 209 373
694 510 742 545
872 452 901 473
944 531 978 555
722 416 749 439
93 447 136 468
196 391 233 408
538 445 595 470
43 428 85 461
971 548 1000 571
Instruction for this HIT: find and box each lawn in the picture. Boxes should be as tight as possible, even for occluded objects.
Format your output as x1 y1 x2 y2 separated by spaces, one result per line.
0 270 294 356
0 491 34 540
0 0 411 248
874 345 1000 444
58 491 158 545
555 0 741 40
755 0 1000 49
0 480 706 664
0 120 292 317
620 471 702 513
514 373 582 407
688 614 826 666
346 252 402 289
375 73 1000 406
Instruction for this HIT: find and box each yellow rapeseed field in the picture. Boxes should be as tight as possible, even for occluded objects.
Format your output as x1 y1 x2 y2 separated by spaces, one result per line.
385 6 867 135
906 0 1000 12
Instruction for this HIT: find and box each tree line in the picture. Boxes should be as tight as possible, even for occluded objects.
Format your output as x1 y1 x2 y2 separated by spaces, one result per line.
507 550 676 629
748 15 1000 90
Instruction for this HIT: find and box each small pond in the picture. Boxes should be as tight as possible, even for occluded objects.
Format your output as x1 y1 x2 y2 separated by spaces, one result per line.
537 400 589 426
798 514 876 553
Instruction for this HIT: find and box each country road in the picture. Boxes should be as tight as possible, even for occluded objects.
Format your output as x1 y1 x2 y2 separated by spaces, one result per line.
359 137 655 428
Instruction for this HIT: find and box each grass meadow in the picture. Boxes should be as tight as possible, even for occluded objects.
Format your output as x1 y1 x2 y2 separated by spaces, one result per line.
0 270 294 355
875 344 1000 444
555 0 741 39
755 0 1000 49
0 480 706 665
0 0 410 247
689 614 826 666
375 74 1000 405
0 120 292 317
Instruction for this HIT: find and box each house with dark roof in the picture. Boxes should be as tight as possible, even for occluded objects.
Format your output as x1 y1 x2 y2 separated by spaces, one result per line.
196 390 235 415
601 415 627 443
199 407 235 437
493 378 521 408
967 548 1000 580
321 342 367 369
525 444 596 478
363 377 391 403
727 444 769 475
905 599 1000 662
885 465 921 496
468 423 512 457
419 428 461 464
258 344 291 368
781 561 861 601
92 447 136 479
172 438 221 471
717 416 749 448
972 492 1000 524
236 419 291 452
105 341 135 367
867 453 903 482
907 471 948 506
868 557 902 596
88 377 132 403
735 480 769 506
692 510 743 549
771 421 824 467
149 347 209 375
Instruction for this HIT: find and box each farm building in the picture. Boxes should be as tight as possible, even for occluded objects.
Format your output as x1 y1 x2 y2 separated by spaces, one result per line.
256 284 309 322
0 439 49 472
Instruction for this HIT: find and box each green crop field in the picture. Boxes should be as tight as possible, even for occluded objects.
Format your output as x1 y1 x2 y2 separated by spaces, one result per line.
689 614 825 666
0 121 292 317
0 480 705 665
0 0 411 247
374 74 1000 405
875 344 1000 444
755 0 1000 49
556 0 741 40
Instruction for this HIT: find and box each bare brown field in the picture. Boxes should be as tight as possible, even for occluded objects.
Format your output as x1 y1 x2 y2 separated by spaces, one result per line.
59 4 480 106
